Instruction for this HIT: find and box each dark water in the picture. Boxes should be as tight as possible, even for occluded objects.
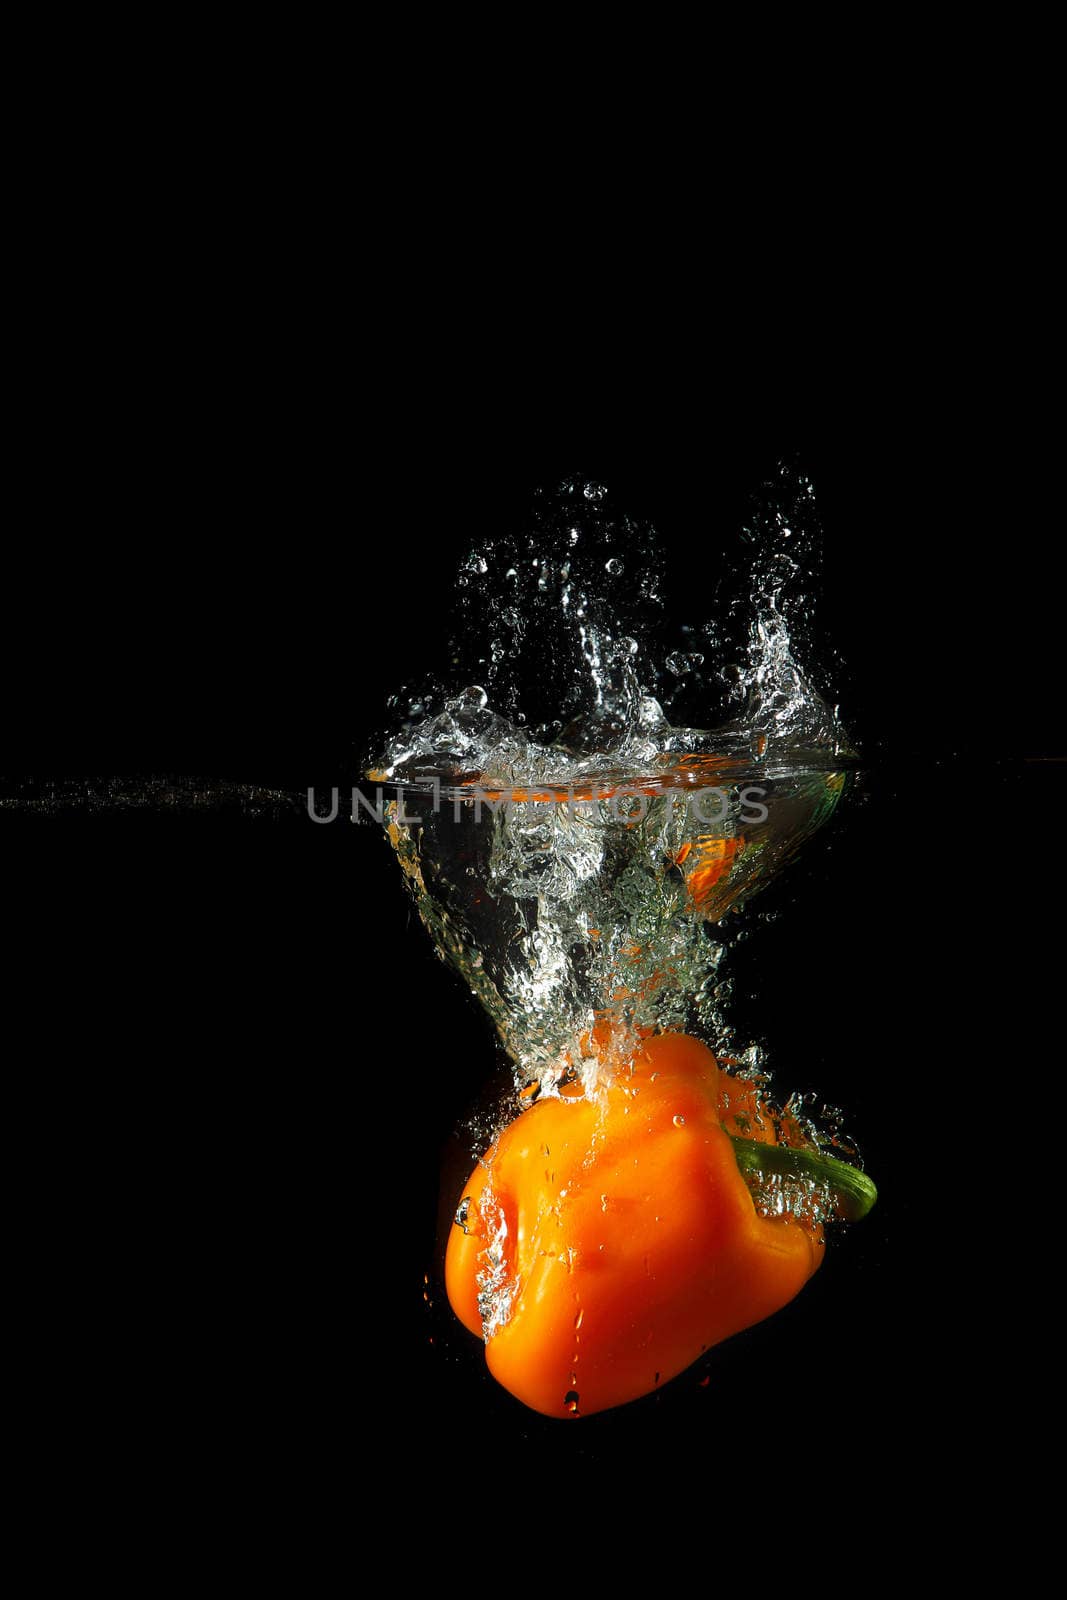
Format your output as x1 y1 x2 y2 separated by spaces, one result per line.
5 437 1053 1514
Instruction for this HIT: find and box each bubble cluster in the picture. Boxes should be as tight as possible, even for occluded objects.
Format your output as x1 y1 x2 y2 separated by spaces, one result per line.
373 466 857 1105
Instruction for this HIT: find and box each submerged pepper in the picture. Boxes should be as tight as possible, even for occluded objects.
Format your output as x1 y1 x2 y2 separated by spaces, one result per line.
446 1031 874 1419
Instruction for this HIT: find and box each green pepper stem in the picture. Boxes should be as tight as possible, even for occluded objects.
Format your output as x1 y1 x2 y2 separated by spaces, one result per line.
729 1136 878 1222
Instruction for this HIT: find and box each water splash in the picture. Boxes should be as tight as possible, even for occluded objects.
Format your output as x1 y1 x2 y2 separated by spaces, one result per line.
372 466 855 1101
374 464 851 788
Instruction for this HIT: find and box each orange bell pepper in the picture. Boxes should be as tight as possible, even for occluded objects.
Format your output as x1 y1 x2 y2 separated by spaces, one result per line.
446 1032 874 1419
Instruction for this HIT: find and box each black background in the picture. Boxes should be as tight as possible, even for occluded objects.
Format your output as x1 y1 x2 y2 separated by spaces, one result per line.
7 382 1056 1524
1 13 1060 1556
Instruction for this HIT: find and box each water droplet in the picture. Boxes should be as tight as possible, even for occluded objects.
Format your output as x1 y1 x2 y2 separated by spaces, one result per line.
454 1196 472 1232
600 1193 609 1212
605 557 624 575
541 1144 551 1157
564 1390 580 1414
673 1114 686 1128
574 1309 584 1331
569 527 580 544
505 567 518 579
583 482 605 501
